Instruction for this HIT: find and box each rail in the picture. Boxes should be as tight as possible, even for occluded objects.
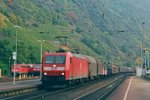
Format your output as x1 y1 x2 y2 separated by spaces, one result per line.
78 74 128 100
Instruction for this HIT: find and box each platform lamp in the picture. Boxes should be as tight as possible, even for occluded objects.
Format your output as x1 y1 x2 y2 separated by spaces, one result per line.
37 40 45 80
13 25 20 84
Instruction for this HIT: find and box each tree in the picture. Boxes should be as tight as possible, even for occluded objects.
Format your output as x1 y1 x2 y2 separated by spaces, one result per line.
0 13 6 29
8 13 17 24
6 0 14 6
135 57 141 66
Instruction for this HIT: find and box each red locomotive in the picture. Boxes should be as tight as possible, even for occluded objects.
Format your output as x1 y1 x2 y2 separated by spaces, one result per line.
42 51 105 88
11 64 40 76
11 64 33 76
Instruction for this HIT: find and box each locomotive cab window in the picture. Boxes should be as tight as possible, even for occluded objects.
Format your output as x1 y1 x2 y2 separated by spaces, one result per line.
55 56 65 64
45 56 55 64
45 56 65 64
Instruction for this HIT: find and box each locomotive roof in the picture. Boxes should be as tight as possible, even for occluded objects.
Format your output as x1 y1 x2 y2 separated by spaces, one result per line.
72 53 96 62
44 51 97 63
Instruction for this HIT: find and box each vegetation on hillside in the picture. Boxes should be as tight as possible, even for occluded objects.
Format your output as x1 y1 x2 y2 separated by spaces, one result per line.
0 0 149 75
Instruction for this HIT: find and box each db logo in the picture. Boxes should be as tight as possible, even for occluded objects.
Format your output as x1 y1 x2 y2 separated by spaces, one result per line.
52 67 57 70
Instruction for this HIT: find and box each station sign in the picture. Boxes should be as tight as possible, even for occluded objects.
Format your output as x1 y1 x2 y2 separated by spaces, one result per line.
13 52 16 60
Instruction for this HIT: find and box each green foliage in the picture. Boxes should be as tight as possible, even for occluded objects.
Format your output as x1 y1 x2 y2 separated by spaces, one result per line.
75 27 82 33
0 62 9 76
0 0 150 75
81 35 108 56
0 14 6 28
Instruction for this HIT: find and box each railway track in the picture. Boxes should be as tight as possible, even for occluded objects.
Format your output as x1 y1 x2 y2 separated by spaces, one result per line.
78 75 127 100
1 74 129 100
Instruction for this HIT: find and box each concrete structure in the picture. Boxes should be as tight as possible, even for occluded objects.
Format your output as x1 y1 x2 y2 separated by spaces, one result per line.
136 67 142 76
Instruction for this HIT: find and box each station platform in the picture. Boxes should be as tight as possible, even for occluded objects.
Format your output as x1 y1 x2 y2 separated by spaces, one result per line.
0 79 41 92
106 76 150 100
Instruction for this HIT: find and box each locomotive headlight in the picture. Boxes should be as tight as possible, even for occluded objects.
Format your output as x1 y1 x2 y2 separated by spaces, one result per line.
44 72 47 75
61 72 64 75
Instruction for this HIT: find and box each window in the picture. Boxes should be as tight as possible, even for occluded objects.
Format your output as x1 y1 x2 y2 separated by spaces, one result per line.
45 56 55 64
22 66 30 68
70 57 72 63
45 56 65 64
34 65 40 68
55 56 65 64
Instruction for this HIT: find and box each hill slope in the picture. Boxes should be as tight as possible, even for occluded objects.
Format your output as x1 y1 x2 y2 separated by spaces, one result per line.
0 0 150 74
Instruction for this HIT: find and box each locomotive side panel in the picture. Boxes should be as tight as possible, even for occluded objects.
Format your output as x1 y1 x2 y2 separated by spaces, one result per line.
69 57 88 80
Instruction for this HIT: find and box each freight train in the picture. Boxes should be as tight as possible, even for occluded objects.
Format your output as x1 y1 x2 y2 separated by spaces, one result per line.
41 51 132 88
11 64 40 76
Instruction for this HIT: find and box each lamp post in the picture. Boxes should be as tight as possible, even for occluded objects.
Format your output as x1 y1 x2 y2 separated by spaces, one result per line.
141 39 147 76
13 25 20 84
141 39 144 69
141 22 145 76
148 50 150 68
37 40 45 79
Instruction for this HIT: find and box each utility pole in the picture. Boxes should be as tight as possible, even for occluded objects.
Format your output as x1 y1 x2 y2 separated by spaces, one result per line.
148 50 150 68
37 40 45 79
141 39 144 69
13 25 20 84
141 22 145 76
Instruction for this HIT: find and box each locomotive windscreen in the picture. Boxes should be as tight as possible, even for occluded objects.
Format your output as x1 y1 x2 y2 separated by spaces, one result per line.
45 55 65 64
